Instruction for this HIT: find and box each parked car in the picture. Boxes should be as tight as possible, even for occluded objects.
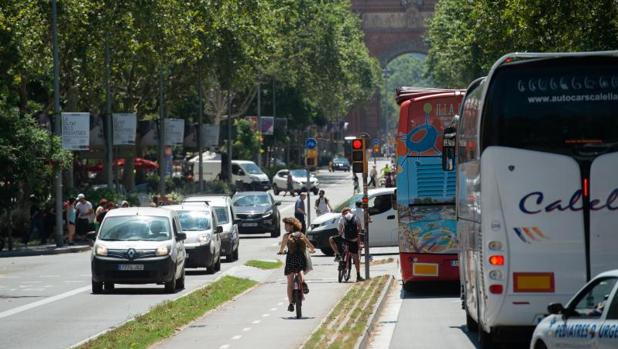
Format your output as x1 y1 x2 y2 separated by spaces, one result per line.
271 169 319 195
232 191 281 237
190 156 271 191
332 157 350 172
307 188 397 255
162 203 222 273
91 207 186 294
531 270 618 349
183 195 239 262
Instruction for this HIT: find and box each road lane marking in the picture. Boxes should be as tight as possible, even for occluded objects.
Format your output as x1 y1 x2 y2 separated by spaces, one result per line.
262 313 270 317
232 335 242 340
270 307 277 311
242 327 251 332
277 302 283 306
0 285 89 319
251 320 261 324
219 345 230 349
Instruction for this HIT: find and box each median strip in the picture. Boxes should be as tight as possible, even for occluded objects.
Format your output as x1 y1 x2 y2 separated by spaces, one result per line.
77 276 256 349
302 275 391 349
244 259 283 270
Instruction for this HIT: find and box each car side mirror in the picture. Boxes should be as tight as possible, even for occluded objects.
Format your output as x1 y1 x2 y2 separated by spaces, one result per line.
175 232 187 241
275 201 282 206
442 125 457 172
215 226 223 234
547 302 565 315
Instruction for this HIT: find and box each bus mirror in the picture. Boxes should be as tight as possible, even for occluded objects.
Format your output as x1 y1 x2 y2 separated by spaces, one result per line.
442 126 457 171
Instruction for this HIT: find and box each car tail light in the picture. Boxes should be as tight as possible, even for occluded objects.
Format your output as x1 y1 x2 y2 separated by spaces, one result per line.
489 255 505 266
489 284 503 294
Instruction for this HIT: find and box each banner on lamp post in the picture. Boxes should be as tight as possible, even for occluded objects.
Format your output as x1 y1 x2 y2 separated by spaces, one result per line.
260 116 274 135
200 124 220 149
164 118 185 146
61 112 90 150
112 113 137 145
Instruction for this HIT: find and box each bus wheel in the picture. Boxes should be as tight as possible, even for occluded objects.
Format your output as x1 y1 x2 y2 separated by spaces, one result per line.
465 310 478 332
479 329 495 349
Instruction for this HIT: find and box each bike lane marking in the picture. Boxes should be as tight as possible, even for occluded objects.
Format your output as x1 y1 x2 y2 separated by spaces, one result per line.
0 285 90 319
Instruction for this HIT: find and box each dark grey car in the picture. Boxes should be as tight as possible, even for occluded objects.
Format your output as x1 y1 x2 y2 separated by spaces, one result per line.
232 192 281 237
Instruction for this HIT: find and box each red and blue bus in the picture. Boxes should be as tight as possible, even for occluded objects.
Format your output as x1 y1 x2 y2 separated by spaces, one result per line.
395 89 464 288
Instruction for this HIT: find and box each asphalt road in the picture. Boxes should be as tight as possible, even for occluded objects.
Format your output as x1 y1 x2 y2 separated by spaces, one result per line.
0 169 359 349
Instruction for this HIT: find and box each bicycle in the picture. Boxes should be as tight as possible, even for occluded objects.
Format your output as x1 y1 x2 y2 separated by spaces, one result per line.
292 271 304 319
338 240 353 283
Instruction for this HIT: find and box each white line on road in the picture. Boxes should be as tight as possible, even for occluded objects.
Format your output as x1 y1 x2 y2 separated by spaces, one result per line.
0 285 89 319
232 335 242 340
270 307 277 311
252 320 261 324
219 345 230 349
242 327 251 332
262 313 270 317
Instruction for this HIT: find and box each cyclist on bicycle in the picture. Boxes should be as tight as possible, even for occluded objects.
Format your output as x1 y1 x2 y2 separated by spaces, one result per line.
278 217 316 312
328 208 364 282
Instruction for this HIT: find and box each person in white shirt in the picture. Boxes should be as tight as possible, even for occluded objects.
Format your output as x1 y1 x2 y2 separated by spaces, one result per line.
315 190 333 216
74 193 94 238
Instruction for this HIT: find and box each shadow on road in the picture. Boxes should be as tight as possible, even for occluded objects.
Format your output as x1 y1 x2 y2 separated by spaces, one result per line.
0 295 43 299
280 316 316 321
185 269 213 276
401 281 460 299
450 325 481 349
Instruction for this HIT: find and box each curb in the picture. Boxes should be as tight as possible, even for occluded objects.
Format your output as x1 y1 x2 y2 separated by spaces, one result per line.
354 275 395 349
0 245 91 258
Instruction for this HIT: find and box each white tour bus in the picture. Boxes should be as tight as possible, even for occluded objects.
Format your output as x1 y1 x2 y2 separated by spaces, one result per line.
442 51 618 348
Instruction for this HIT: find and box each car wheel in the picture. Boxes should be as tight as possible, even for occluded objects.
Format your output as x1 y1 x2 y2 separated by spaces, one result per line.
206 259 217 274
233 247 239 261
176 267 185 290
215 256 221 272
92 280 103 294
273 184 280 195
164 275 177 293
104 282 115 292
320 247 334 256
271 229 280 238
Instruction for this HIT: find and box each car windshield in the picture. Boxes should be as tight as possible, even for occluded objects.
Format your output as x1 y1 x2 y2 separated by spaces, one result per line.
98 216 171 241
334 158 349 164
243 163 263 175
214 206 229 224
335 193 364 212
178 211 211 231
233 194 271 207
290 169 308 177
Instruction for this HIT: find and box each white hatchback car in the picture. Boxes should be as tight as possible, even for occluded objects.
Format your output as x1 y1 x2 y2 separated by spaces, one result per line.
307 188 397 255
91 207 187 294
272 169 319 195
531 270 618 349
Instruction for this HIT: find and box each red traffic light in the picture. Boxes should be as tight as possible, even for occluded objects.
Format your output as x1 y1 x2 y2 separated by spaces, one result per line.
352 139 363 150
362 196 369 204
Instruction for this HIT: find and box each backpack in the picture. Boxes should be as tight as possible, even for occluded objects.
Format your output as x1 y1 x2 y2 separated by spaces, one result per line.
343 217 358 240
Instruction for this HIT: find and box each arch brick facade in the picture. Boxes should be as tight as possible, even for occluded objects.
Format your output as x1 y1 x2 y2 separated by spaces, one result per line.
345 0 437 139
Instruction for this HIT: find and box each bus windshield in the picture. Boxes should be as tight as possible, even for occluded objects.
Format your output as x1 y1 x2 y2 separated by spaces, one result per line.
483 57 618 158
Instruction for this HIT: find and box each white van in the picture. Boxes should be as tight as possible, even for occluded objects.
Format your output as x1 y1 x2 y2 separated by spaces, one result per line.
442 52 618 348
190 154 270 191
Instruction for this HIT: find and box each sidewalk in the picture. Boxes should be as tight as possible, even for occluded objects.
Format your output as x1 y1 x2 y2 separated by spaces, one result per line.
0 242 91 258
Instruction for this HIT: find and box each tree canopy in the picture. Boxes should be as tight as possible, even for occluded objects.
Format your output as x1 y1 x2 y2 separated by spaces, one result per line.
426 0 618 88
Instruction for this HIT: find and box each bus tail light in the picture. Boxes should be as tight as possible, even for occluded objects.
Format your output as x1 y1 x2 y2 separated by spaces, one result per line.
489 255 505 266
489 284 503 294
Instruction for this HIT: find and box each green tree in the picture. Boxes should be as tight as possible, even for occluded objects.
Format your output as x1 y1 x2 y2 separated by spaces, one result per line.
426 0 618 87
231 119 260 160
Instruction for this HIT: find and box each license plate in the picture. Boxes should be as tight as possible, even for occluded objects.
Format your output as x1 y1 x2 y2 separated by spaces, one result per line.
242 222 258 227
118 264 144 271
451 260 459 267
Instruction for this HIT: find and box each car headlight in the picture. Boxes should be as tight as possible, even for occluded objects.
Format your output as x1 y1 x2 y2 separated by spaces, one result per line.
198 234 211 244
95 245 108 256
155 246 170 256
263 210 273 218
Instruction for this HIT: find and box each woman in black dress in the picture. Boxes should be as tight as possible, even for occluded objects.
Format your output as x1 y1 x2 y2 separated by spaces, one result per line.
278 217 315 312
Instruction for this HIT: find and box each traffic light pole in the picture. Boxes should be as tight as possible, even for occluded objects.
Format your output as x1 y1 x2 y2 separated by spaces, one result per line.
363 173 370 280
306 167 311 229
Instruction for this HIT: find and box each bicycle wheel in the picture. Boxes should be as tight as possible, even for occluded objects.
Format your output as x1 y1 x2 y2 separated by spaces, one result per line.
294 289 302 319
338 261 344 283
344 254 352 282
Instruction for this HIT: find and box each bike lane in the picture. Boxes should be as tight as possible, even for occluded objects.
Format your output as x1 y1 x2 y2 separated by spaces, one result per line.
154 254 351 349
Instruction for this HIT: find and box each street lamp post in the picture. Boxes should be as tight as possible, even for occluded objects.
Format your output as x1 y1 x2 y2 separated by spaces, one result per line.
51 0 64 247
158 69 166 195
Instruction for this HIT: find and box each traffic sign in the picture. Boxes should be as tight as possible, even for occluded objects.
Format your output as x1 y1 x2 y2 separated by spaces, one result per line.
305 138 317 149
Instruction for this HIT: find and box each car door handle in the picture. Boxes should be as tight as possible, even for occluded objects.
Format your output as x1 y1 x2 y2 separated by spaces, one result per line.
387 215 396 220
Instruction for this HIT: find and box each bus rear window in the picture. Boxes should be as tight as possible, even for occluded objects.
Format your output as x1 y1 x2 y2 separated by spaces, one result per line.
483 56 618 157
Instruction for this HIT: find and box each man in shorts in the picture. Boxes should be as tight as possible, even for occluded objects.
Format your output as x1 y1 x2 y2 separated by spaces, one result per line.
328 208 364 282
